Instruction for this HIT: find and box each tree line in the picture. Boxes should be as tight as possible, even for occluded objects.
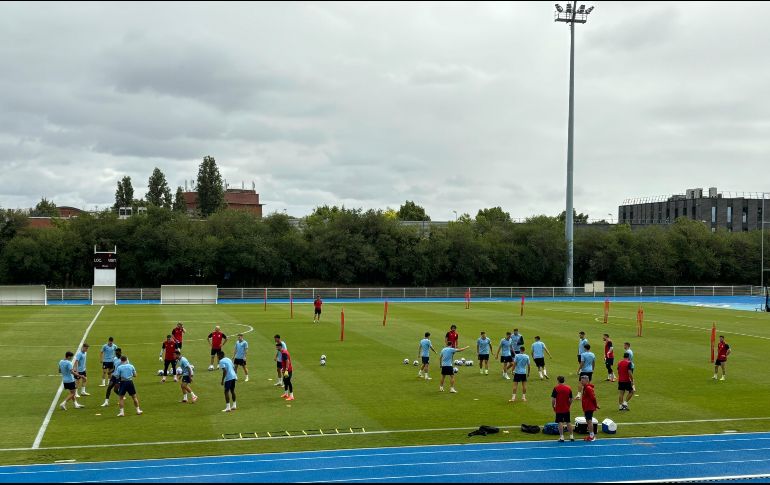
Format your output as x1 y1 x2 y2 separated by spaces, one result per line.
0 204 766 288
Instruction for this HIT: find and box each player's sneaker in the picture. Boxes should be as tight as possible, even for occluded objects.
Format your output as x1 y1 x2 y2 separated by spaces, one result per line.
101 400 110 407
245 375 249 382
74 403 84 409
439 386 444 392
274 381 283 386
522 395 527 402
484 369 489 375
222 407 231 412
503 373 510 380
558 438 565 443
508 396 516 402
720 376 725 381
280 392 288 398
191 395 198 403
545 374 550 379
232 403 237 410
570 436 575 442
81 391 90 396
99 380 106 387
136 409 143 415
180 399 188 403
424 376 432 380
449 388 457 393
286 396 294 401
59 403 66 411
584 435 595 441
117 410 125 417
712 375 718 380
173 376 178 382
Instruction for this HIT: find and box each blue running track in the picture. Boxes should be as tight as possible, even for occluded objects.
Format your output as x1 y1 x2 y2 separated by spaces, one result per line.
2 432 770 483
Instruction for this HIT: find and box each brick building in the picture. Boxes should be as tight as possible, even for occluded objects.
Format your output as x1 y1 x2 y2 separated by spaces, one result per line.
183 188 264 217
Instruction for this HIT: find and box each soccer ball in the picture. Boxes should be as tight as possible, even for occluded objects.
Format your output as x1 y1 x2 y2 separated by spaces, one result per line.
176 367 183 375
453 367 459 374
208 365 214 371
321 354 327 360
157 369 164 376
413 360 419 366
403 358 410 365
460 358 466 364
465 360 474 367
454 360 460 366
320 358 326 366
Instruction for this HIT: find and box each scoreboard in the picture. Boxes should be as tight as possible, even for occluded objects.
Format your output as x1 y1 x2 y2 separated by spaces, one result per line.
93 253 117 269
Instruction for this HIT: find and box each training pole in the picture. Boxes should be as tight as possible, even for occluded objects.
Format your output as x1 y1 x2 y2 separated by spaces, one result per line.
290 290 293 319
710 323 716 363
520 295 525 317
465 288 470 309
382 299 388 326
637 306 644 337
603 298 609 324
340 307 345 342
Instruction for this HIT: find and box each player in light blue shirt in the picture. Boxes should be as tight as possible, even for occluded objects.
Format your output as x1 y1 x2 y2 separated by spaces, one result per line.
58 351 83 410
439 343 469 393
175 350 198 403
114 355 142 417
495 332 514 379
417 332 437 380
476 331 492 375
578 331 589 364
232 334 250 382
511 329 524 354
99 337 118 387
74 343 90 397
624 342 634 363
101 348 125 407
510 346 531 402
531 336 553 380
576 344 596 400
273 334 287 387
217 350 238 412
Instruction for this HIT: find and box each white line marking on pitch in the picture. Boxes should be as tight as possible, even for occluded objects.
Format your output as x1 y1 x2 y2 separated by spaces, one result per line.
31 306 103 450
609 473 770 483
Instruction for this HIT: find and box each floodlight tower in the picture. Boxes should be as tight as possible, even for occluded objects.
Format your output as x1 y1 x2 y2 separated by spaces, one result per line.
554 2 594 291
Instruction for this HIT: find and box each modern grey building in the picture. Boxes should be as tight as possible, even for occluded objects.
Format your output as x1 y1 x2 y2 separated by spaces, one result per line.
618 187 766 232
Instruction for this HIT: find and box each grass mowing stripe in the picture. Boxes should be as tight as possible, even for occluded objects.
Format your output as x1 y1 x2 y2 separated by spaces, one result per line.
31 306 104 449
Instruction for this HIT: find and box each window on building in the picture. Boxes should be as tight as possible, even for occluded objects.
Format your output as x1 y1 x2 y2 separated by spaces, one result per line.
727 206 732 223
684 206 688 217
666 207 670 222
711 206 716 224
743 207 748 223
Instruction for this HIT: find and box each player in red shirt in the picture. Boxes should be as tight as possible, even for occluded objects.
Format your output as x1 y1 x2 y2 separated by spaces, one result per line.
445 324 459 348
617 352 634 411
172 322 186 349
551 376 574 442
159 335 179 382
207 325 228 370
580 375 599 441
603 333 615 382
713 335 731 381
313 297 323 324
277 343 294 401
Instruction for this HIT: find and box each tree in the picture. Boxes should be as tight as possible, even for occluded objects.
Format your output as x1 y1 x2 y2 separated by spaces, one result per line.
397 201 430 221
172 187 187 213
114 176 134 210
146 167 172 209
558 209 589 224
31 197 60 217
196 156 225 217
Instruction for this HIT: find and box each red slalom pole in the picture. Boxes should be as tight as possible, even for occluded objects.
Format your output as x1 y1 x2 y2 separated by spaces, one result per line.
710 323 716 363
520 295 525 317
382 299 388 326
264 288 267 311
340 307 345 341
603 298 609 324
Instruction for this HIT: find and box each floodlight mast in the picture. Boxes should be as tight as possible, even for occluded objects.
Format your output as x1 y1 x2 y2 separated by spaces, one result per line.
554 1 594 292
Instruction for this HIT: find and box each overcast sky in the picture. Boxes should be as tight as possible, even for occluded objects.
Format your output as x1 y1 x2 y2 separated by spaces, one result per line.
1 1 769 221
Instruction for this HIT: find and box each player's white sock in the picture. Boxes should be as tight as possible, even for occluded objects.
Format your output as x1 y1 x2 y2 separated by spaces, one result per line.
232 401 237 409
538 371 543 379
101 379 105 386
245 375 249 382
136 408 142 415
713 374 717 379
522 394 527 401
183 393 188 400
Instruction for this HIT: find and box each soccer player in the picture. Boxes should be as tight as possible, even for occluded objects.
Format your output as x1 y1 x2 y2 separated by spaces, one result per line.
99 337 118 386
115 355 142 416
218 350 238 411
207 325 227 370
551 375 574 442
623 342 634 363
418 332 437 380
713 335 731 381
277 343 294 401
74 343 90 397
576 343 595 400
577 331 589 364
617 352 634 411
603 334 615 382
495 331 514 379
101 347 124 407
313 296 323 324
159 335 178 382
233 333 249 382
274 334 287 386
509 346 531 402
59 351 83 410
511 328 524 355
580 374 599 441
445 324 459 349
172 322 186 349
175 350 198 403
531 336 552 380
439 341 469 393
477 331 492 375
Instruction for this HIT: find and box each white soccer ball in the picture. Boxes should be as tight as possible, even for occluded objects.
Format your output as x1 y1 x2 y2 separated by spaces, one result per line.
453 367 459 374
465 360 473 366
413 360 419 366
460 357 466 364
176 367 183 375
208 365 214 371
320 358 326 366
403 358 410 365
321 354 327 360
157 369 164 376
453 360 460 366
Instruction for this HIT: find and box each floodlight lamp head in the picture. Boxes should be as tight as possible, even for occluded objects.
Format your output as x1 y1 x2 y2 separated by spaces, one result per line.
555 3 564 12
565 3 572 10
586 6 594 13
579 4 586 12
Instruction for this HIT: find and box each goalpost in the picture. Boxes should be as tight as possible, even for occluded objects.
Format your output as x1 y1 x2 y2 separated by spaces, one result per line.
0 285 47 306
92 285 116 305
161 285 218 305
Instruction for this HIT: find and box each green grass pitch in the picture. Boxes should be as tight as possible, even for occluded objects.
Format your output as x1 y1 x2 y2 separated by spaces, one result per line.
0 301 768 465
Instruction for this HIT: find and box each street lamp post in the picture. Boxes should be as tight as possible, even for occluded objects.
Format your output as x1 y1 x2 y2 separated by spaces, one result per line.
555 2 594 292
453 210 458 222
